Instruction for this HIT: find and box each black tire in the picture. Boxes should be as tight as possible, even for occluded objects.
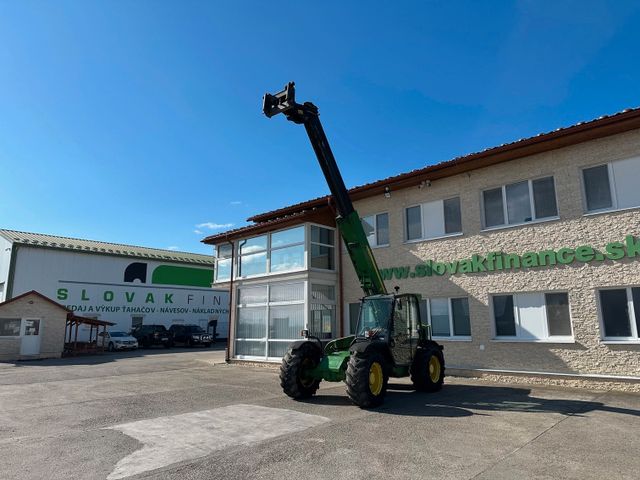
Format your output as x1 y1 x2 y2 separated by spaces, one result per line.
345 351 389 408
108 342 115 352
280 342 321 399
410 344 445 392
164 342 171 349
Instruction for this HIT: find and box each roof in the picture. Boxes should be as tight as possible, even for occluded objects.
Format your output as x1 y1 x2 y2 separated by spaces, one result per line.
1 229 214 265
203 105 640 245
0 290 71 312
70 315 115 327
249 106 640 223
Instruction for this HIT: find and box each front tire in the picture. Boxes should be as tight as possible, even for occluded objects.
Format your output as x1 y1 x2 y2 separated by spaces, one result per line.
280 342 321 399
108 342 115 352
410 344 445 392
345 351 388 408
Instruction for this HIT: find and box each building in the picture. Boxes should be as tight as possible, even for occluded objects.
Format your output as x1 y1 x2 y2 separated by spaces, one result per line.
0 230 229 339
204 107 640 384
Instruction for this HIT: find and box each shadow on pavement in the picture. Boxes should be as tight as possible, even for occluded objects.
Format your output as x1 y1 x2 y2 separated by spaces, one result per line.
305 383 640 418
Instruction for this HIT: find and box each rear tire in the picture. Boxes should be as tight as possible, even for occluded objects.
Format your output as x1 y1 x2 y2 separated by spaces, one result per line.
345 351 388 408
108 342 114 352
280 342 321 399
410 344 445 392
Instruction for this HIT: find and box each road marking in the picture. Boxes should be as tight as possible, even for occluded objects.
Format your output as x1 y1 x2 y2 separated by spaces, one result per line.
106 404 329 479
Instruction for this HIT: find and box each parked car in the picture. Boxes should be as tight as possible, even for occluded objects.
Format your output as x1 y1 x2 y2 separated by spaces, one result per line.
99 331 138 351
130 324 172 348
168 324 213 347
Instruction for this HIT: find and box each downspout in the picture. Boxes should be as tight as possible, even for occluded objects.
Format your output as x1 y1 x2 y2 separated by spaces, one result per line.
5 243 19 300
225 238 235 363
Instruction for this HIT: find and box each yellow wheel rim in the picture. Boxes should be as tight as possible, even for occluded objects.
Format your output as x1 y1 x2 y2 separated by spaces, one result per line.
429 356 441 383
369 362 383 396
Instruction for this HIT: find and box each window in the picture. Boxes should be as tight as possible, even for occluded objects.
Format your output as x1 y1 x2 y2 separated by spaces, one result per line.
310 284 336 340
599 287 640 340
583 157 640 213
270 226 305 272
0 318 21 336
362 213 389 247
405 197 462 241
492 292 572 341
215 244 233 282
310 225 335 270
235 282 306 359
423 297 471 338
483 177 558 228
238 235 268 277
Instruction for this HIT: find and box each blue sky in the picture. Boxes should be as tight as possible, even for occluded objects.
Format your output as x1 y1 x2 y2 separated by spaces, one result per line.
1 1 639 254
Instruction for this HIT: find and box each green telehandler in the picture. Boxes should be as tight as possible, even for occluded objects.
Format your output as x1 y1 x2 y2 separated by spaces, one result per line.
263 82 445 408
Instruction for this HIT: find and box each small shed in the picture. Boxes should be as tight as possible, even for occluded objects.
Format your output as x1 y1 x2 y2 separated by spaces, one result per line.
0 290 112 361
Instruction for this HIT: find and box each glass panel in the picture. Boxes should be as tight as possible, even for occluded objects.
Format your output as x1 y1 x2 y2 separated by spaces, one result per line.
583 165 612 211
239 235 267 255
356 297 393 338
483 188 504 227
310 304 335 339
451 298 471 336
310 226 334 246
422 200 445 239
611 157 640 209
632 287 640 338
270 244 304 272
236 306 267 339
239 251 267 276
269 304 305 340
545 293 572 336
361 215 376 246
269 282 305 302
311 244 334 270
235 340 266 356
506 181 532 224
238 286 268 305
376 213 389 246
23 320 40 336
532 177 558 219
216 244 232 258
215 258 231 281
271 226 304 248
406 206 422 240
0 318 21 336
494 295 516 336
268 341 291 358
311 284 335 302
600 289 631 337
349 303 360 335
430 298 450 336
444 197 462 234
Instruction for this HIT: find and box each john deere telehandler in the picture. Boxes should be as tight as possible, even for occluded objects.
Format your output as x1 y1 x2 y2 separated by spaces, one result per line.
263 82 445 408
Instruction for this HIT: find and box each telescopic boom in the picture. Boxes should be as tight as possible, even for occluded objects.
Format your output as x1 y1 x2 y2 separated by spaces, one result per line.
263 82 387 296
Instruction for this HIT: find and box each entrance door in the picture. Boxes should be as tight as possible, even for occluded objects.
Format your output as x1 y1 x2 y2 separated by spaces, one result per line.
20 319 41 355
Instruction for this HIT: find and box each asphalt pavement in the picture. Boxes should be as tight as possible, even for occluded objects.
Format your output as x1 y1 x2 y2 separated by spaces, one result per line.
0 346 639 480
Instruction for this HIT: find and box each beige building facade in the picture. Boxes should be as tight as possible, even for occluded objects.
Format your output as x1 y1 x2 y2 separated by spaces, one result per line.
205 108 640 384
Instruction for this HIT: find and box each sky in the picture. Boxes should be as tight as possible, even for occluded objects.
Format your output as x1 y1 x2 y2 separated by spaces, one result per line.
1 1 640 255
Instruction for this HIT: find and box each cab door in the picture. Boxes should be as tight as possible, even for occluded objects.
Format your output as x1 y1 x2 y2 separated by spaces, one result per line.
390 296 413 366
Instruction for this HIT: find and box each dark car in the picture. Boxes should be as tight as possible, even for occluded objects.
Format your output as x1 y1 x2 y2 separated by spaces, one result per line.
168 324 213 348
130 324 172 348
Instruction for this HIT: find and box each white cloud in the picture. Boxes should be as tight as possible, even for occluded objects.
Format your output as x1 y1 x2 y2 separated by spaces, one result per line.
193 229 203 234
196 222 234 230
166 246 180 251
229 201 242 206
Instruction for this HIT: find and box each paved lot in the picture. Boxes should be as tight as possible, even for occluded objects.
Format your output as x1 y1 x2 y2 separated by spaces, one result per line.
1 347 639 479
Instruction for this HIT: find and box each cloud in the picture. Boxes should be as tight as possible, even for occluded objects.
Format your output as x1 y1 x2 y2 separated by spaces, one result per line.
229 201 242 206
166 246 180 251
193 229 203 234
196 222 234 230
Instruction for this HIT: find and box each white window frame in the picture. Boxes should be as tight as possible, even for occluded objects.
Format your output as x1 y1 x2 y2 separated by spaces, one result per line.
214 244 233 283
235 281 308 361
490 291 574 343
425 297 472 341
361 212 389 248
581 159 640 216
404 196 463 243
481 176 559 231
309 223 337 272
598 286 640 343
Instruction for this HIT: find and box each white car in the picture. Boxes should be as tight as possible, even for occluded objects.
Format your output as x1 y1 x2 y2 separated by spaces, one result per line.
99 331 139 351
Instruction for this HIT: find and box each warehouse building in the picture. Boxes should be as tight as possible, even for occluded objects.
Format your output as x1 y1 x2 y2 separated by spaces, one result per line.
204 107 640 384
0 231 229 342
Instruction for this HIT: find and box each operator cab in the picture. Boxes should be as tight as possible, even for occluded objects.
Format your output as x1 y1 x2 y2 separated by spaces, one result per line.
355 293 423 367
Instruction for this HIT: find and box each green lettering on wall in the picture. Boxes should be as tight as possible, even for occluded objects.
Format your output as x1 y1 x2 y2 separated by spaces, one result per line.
606 242 625 260
57 288 68 300
145 293 155 304
103 291 114 302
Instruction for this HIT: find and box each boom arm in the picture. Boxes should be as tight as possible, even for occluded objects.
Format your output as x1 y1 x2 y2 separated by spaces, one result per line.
263 82 387 296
